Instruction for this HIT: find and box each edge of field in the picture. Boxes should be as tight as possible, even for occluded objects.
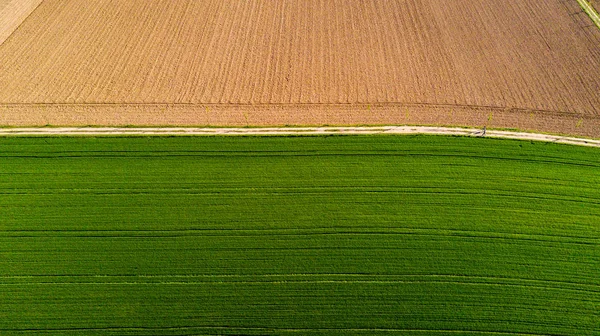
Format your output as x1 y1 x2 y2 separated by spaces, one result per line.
1 103 598 138
578 0 600 28
0 0 45 46
1 126 599 148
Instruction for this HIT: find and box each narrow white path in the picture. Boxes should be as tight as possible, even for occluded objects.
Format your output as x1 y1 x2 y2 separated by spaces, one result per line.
0 126 599 148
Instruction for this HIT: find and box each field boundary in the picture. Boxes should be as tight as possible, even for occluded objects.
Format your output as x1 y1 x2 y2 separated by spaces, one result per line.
0 0 45 46
1 126 599 147
1 102 598 138
577 0 600 29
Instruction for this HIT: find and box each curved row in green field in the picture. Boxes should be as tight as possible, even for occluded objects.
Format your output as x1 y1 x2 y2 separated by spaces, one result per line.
0 135 598 335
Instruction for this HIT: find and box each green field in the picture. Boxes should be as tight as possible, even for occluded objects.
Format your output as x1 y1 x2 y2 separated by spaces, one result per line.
0 135 599 335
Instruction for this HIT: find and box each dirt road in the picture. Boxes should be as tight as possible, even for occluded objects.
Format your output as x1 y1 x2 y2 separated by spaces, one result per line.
1 126 598 148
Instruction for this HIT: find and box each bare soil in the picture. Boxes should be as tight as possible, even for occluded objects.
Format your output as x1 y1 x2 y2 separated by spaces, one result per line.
0 0 43 45
0 0 599 137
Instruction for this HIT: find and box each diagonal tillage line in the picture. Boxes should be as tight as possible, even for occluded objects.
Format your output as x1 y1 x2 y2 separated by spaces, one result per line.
0 0 45 47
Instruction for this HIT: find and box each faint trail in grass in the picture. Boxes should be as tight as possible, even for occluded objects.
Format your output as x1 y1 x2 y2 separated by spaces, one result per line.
1 227 598 245
1 274 598 294
0 325 579 335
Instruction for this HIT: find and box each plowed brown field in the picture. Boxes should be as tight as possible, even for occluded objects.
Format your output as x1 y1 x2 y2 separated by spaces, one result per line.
1 0 599 136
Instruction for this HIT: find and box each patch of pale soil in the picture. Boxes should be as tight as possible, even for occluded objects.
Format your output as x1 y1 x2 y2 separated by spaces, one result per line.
1 126 599 148
0 0 44 45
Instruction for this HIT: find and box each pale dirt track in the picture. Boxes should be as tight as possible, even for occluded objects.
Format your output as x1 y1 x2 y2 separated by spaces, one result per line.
1 126 599 148
1 102 599 138
1 0 600 136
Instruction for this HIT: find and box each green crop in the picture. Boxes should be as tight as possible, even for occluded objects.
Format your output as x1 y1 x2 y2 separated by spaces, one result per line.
0 135 598 335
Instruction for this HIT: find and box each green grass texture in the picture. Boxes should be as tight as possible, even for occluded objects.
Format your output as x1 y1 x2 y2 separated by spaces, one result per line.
0 135 598 335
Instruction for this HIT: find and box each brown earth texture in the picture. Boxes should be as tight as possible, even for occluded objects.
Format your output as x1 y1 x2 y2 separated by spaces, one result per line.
0 0 599 137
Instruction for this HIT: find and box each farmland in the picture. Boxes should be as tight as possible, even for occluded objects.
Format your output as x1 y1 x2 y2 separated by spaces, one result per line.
0 0 600 136
1 0 599 333
0 135 599 335
0 0 43 45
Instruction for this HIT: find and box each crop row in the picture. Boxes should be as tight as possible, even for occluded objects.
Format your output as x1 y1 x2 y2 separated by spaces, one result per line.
0 136 598 335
